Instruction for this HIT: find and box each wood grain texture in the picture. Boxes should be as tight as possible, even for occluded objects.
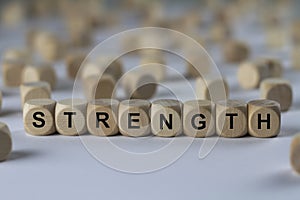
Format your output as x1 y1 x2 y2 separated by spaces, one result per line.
151 99 182 137
183 100 215 137
260 78 292 112
22 63 57 89
216 100 248 138
290 133 300 174
87 99 119 136
119 99 151 137
2 59 25 87
20 81 51 107
23 99 56 136
55 99 87 136
0 122 12 161
248 99 281 138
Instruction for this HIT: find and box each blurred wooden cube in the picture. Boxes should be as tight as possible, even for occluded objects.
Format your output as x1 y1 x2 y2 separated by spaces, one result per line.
22 63 57 89
20 81 51 107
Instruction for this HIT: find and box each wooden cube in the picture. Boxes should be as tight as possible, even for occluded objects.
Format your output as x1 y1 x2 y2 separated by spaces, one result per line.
258 58 283 78
290 133 300 174
2 59 25 87
151 99 182 137
23 99 56 136
87 99 119 136
55 99 87 136
238 61 270 89
248 99 281 138
33 31 63 61
22 63 57 89
195 75 229 102
260 78 292 112
97 56 123 80
119 99 151 137
122 71 157 99
65 50 86 79
216 100 248 138
83 74 116 100
81 58 123 81
185 52 211 78
0 122 12 161
183 100 215 137
223 40 250 63
20 81 51 107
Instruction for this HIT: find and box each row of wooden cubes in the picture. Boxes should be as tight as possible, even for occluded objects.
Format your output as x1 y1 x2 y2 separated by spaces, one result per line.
23 98 281 138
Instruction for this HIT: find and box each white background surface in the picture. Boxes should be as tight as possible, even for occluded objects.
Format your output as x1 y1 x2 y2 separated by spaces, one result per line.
0 9 300 200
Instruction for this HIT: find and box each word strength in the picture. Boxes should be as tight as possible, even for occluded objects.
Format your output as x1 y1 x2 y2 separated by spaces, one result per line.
23 98 281 138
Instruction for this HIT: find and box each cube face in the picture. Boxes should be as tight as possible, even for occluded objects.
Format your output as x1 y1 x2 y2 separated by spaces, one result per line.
183 100 215 137
118 99 151 137
87 99 119 136
216 100 248 138
23 99 56 136
122 71 157 100
260 78 293 112
55 99 87 136
151 100 182 137
248 100 281 138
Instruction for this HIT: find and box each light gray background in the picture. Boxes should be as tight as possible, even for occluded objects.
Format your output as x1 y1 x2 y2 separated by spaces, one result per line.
0 7 300 200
